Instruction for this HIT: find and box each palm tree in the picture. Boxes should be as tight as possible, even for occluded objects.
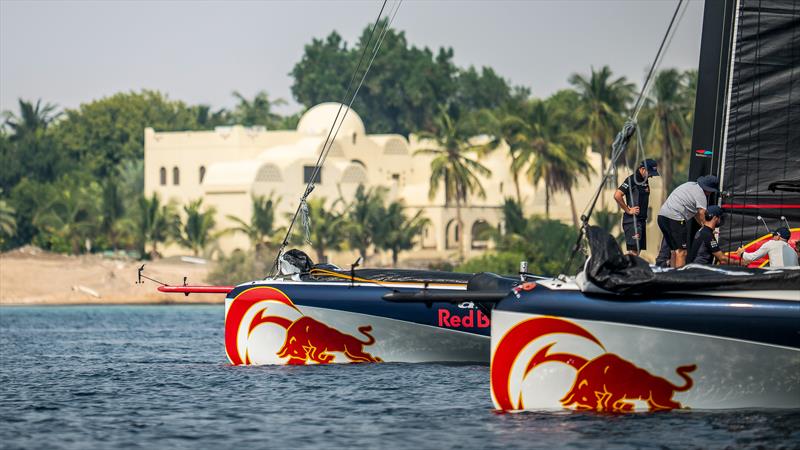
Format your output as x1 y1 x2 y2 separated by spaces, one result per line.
472 108 531 207
414 108 492 259
0 191 16 246
641 69 691 200
375 202 430 267
137 193 178 259
176 199 217 257
298 198 346 263
231 91 286 129
514 95 593 226
546 91 595 227
225 194 284 258
569 66 635 195
344 185 387 263
33 181 101 254
3 99 61 141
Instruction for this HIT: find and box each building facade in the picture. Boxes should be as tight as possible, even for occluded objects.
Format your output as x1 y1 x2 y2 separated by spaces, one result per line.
144 103 664 266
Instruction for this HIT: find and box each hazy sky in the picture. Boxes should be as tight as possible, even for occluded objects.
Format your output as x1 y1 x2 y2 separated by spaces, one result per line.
1 0 705 116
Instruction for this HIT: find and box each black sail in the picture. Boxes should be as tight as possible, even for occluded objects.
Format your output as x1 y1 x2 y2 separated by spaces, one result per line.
690 0 800 253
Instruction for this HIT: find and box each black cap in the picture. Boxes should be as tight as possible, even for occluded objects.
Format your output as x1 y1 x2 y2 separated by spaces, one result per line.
697 175 719 193
706 205 723 218
640 159 659 176
774 227 791 240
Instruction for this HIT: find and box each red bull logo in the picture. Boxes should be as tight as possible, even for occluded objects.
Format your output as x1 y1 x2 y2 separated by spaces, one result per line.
491 317 696 413
438 309 490 329
225 286 381 365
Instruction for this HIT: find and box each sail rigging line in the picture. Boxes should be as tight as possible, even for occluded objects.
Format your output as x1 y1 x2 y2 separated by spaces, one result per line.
631 0 688 121
563 0 688 275
268 0 400 276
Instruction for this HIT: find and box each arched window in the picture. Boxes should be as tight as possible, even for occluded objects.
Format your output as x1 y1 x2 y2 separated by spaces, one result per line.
255 163 283 183
471 220 492 249
199 166 206 184
341 165 367 184
445 219 462 250
159 167 167 186
172 167 180 185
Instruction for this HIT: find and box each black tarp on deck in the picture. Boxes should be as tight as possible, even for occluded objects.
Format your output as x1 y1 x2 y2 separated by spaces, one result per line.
584 226 800 294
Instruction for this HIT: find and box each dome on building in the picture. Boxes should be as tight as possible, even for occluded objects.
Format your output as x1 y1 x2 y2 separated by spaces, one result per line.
296 103 365 136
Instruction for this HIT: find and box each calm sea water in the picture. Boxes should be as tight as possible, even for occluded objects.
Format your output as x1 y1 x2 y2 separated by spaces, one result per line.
1 305 798 450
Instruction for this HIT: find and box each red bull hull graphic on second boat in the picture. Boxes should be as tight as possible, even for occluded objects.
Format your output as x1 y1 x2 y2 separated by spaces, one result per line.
490 310 800 412
491 317 697 412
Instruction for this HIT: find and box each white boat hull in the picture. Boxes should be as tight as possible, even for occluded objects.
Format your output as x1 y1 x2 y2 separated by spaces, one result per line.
490 309 800 412
224 285 489 365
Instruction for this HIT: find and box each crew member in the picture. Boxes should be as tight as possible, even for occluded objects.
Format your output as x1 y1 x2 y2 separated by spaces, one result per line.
737 227 799 267
657 175 719 268
614 159 659 256
687 205 733 265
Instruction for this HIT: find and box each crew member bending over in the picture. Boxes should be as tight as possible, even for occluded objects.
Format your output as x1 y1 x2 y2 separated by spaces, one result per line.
614 159 659 256
657 175 719 268
687 205 733 265
737 227 799 267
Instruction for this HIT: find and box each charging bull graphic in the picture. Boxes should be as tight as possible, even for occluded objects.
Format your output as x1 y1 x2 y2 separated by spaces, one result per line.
225 286 381 365
491 317 696 412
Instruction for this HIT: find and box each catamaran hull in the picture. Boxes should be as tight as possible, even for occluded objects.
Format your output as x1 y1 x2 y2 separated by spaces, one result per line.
490 309 800 412
224 283 490 365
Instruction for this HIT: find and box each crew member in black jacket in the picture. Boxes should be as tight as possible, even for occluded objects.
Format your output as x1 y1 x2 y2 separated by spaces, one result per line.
613 159 659 256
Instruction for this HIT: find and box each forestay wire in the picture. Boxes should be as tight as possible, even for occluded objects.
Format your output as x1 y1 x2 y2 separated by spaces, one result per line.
269 0 402 276
562 0 686 275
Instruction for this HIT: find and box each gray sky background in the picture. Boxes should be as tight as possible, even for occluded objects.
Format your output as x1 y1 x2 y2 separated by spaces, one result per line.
1 0 705 117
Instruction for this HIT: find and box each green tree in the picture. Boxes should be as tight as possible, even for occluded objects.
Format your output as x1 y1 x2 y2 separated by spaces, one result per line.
225 194 284 258
414 108 491 259
450 66 513 120
53 90 199 178
291 22 459 134
1 99 72 191
230 91 286 129
0 191 16 247
175 199 217 257
137 193 178 259
569 66 635 190
2 99 61 141
192 104 231 129
467 108 529 206
32 176 101 254
641 69 691 200
375 201 430 267
295 198 346 263
461 205 576 276
515 94 592 225
344 184 387 263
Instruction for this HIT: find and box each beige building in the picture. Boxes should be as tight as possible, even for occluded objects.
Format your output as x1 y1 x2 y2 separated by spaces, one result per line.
144 103 664 266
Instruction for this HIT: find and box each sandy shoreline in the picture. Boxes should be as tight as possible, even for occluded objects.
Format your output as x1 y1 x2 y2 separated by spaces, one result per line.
0 247 224 306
